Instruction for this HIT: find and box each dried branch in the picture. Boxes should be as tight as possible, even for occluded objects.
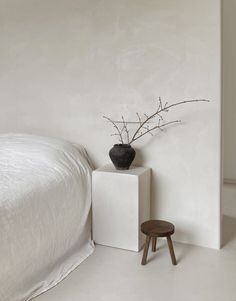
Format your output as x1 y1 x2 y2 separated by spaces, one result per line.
142 123 154 137
130 120 181 143
103 116 124 144
136 112 142 125
129 98 209 144
103 98 209 145
121 115 130 144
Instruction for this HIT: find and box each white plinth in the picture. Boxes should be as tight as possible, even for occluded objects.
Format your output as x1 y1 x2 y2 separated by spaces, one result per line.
92 164 151 252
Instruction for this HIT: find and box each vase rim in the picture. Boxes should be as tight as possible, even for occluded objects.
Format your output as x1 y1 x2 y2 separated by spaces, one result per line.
114 143 131 147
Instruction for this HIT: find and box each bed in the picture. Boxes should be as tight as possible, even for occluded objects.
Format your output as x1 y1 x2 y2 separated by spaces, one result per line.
0 133 95 301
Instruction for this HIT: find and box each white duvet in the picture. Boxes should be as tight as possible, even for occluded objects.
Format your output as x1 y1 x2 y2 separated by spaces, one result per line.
0 134 95 301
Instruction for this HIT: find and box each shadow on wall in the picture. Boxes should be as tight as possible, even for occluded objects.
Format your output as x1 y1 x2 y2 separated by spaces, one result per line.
132 148 145 167
222 215 236 248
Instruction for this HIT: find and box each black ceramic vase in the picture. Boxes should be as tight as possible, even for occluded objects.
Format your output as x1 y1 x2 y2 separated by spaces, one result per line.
109 144 136 170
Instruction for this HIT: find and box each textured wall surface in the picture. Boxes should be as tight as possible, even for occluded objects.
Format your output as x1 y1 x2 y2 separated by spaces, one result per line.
223 0 236 181
0 0 221 248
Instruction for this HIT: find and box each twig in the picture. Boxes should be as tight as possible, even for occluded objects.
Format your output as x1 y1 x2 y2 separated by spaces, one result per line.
129 99 209 144
122 116 130 144
130 120 181 143
103 98 209 145
136 112 142 125
103 116 124 144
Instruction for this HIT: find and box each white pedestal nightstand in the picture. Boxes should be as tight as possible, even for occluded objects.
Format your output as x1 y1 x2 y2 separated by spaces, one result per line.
92 164 151 252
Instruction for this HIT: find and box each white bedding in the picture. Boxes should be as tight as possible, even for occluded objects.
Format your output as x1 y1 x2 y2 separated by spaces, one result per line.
0 134 95 301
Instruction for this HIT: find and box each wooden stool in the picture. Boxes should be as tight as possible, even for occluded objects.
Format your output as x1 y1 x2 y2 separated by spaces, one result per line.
141 220 177 266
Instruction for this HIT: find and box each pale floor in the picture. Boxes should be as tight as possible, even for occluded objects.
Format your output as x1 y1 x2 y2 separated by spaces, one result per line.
35 184 236 301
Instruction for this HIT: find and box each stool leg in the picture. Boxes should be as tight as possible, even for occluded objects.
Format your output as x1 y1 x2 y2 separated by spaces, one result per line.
152 237 157 252
141 236 151 265
166 236 177 265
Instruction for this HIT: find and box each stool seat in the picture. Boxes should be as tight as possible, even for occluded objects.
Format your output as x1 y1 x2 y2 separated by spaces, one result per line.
141 220 175 237
141 219 177 266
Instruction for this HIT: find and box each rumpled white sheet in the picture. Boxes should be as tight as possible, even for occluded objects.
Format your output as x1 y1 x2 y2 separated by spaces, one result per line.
0 134 95 301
